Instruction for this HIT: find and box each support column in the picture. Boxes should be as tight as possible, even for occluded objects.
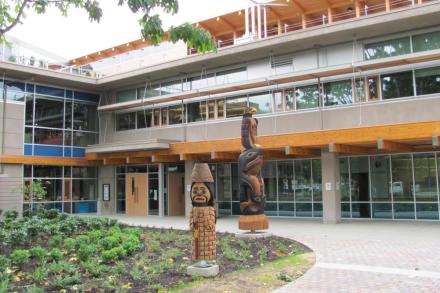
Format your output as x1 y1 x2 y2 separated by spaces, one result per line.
277 19 282 35
158 163 164 217
385 0 391 12
418 0 423 4
301 14 307 29
98 166 116 216
327 8 333 24
321 150 341 224
184 160 195 217
355 0 361 17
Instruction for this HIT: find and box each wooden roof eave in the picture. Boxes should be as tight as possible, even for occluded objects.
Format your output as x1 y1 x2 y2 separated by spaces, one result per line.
98 49 440 113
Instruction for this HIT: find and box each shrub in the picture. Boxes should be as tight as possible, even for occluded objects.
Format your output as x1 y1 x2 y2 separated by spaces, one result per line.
102 246 127 263
3 210 18 220
123 235 142 254
108 225 121 237
125 228 142 238
10 249 30 267
8 229 28 246
30 266 47 283
75 235 90 248
38 209 60 220
87 229 104 242
49 235 63 248
0 256 9 273
77 244 97 262
30 246 48 263
49 248 63 262
63 238 76 253
101 236 120 250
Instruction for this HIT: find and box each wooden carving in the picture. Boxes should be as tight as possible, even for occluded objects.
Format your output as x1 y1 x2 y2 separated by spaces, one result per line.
238 107 269 231
189 163 216 261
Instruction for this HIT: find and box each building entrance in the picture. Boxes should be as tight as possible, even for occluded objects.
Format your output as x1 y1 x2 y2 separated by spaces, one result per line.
125 173 148 216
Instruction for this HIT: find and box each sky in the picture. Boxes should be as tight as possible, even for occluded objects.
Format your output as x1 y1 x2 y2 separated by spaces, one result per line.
8 0 248 60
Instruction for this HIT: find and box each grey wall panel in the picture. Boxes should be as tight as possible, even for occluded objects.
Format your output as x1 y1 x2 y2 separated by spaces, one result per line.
247 60 270 80
293 50 318 71
0 103 24 155
98 166 116 215
0 165 23 214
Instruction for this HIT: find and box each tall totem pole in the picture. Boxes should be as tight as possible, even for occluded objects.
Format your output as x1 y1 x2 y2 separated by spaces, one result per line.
238 107 269 231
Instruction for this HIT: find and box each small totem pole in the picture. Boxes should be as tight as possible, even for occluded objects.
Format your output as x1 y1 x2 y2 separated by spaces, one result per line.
238 107 269 231
189 163 216 264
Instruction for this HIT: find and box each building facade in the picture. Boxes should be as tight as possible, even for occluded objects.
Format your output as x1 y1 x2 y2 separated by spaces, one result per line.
1 0 440 222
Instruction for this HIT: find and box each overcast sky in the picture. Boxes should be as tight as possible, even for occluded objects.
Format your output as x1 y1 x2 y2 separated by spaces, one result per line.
8 0 247 60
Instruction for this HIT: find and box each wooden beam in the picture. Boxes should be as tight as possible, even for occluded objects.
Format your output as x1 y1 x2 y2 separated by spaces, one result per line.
0 155 97 166
126 157 151 164
151 155 180 163
327 7 333 24
285 146 321 157
218 17 236 31
329 143 372 155
265 150 289 159
103 158 126 166
179 153 211 161
355 0 361 17
301 14 307 29
211 151 239 161
290 0 305 14
377 139 414 152
385 0 391 11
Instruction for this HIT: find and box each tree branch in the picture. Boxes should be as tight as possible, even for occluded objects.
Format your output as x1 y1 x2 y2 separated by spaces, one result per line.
0 0 32 36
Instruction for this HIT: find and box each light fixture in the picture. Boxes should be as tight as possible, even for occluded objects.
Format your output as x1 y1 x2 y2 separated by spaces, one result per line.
286 0 290 2
347 7 353 12
238 10 242 15
98 51 101 55
112 47 115 51
85 55 88 59
126 43 130 47
216 17 220 21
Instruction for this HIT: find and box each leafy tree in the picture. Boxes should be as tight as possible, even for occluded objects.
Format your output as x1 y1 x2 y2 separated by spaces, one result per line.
0 0 216 52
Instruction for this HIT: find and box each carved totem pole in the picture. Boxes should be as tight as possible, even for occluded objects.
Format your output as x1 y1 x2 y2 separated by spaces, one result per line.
238 107 269 231
189 163 216 262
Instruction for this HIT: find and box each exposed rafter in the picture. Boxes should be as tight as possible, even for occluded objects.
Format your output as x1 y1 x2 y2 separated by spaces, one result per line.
328 143 372 155
211 151 239 161
377 139 414 152
285 146 321 157
152 155 180 163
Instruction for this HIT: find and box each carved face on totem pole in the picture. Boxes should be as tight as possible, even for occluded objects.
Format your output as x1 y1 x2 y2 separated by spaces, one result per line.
191 182 213 206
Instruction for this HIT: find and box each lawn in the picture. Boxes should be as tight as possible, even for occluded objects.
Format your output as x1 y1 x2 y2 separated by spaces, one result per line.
0 210 312 293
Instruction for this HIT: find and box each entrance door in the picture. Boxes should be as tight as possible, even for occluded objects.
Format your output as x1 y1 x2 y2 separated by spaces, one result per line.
125 173 148 216
168 172 185 216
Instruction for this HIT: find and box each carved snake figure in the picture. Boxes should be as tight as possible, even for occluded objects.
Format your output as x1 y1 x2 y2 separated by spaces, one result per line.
238 107 266 215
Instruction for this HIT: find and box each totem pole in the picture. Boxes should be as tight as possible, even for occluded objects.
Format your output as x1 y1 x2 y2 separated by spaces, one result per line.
189 163 216 264
238 107 269 231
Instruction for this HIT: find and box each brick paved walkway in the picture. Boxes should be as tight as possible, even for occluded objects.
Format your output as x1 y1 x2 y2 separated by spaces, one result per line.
106 215 440 292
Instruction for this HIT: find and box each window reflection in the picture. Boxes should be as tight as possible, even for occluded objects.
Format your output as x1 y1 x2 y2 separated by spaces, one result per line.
248 92 272 114
226 96 247 118
296 85 319 109
324 80 353 106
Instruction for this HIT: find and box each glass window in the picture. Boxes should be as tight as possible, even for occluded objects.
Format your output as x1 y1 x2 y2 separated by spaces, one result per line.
273 91 284 112
265 202 278 216
73 132 97 147
216 68 247 85
161 108 168 125
364 37 411 60
354 79 366 102
413 153 438 202
33 166 62 178
381 71 414 99
34 128 63 145
279 202 295 216
4 81 25 101
262 162 277 202
116 89 137 103
394 203 415 219
25 127 33 144
25 95 33 126
137 110 152 129
65 100 72 129
391 155 414 201
285 90 295 111
168 105 183 125
64 131 72 146
208 100 215 119
312 159 322 202
350 157 370 202
187 101 206 123
231 163 240 201
370 156 392 201
341 202 351 218
73 102 98 131
217 164 232 201
153 109 161 126
412 31 440 53
296 203 312 217
190 74 215 90
116 112 136 131
416 203 439 220
372 203 392 219
37 179 62 201
217 99 225 119
351 203 370 218
296 85 319 109
340 158 350 201
34 96 64 128
324 80 353 106
277 161 294 201
72 179 97 201
248 92 272 115
415 67 440 96
226 96 247 118
294 160 312 201
367 76 381 101
138 85 160 99
72 167 96 178
161 80 182 95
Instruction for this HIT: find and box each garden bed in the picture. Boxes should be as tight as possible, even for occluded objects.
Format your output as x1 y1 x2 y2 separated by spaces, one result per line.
0 210 312 292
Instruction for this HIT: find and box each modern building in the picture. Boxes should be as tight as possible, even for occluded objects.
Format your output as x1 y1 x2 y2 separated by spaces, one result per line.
1 0 440 223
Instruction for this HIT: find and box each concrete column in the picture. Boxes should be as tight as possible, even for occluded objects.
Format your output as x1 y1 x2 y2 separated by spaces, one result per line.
158 163 164 217
184 160 195 217
321 150 341 224
98 166 116 215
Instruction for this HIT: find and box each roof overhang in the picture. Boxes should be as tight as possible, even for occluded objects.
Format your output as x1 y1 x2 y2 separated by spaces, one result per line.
86 138 179 154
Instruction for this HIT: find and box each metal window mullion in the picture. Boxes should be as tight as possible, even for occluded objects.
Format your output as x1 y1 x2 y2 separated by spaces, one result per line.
348 157 353 218
293 159 296 217
436 152 440 221
32 88 36 155
310 159 314 217
390 154 395 220
275 160 279 216
412 153 417 219
412 69 417 97
368 155 373 219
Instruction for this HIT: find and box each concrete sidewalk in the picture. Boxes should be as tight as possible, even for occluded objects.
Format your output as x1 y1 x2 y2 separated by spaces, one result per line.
105 215 440 293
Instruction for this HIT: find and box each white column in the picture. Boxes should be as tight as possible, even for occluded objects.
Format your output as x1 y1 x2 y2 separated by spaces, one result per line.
245 5 250 36
263 6 267 38
257 4 262 39
158 163 164 217
321 150 342 224
251 3 256 37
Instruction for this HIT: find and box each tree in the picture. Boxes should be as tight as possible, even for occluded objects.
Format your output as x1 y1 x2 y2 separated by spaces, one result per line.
0 0 216 53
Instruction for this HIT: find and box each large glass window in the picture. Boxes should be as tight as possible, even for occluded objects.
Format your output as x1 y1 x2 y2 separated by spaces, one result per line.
217 164 232 201
294 160 312 201
168 105 183 125
116 89 137 103
412 31 440 53
324 79 353 106
73 102 98 131
226 96 247 118
25 95 34 126
138 84 161 99
296 85 319 109
190 74 215 90
370 156 391 201
116 112 136 131
187 101 206 123
248 92 272 114
340 158 350 202
381 71 414 99
137 110 152 129
34 128 63 145
216 68 247 85
277 162 294 201
391 155 414 201
364 37 411 60
161 80 182 95
262 162 277 202
73 132 97 147
415 67 440 96
34 96 64 128
413 153 438 202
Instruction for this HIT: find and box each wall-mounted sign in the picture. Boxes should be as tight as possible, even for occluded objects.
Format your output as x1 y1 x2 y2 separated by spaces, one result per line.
103 184 110 201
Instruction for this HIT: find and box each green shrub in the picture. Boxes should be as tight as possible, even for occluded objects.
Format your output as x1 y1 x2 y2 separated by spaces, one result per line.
30 266 47 283
49 248 63 262
8 228 28 245
125 227 142 238
75 235 90 247
51 272 81 290
87 229 104 242
10 249 30 267
30 246 48 263
3 210 18 220
77 244 97 262
82 259 108 278
101 236 120 250
0 256 9 273
49 235 63 248
123 235 142 254
63 238 76 253
102 246 127 263
108 225 121 237
39 209 60 220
